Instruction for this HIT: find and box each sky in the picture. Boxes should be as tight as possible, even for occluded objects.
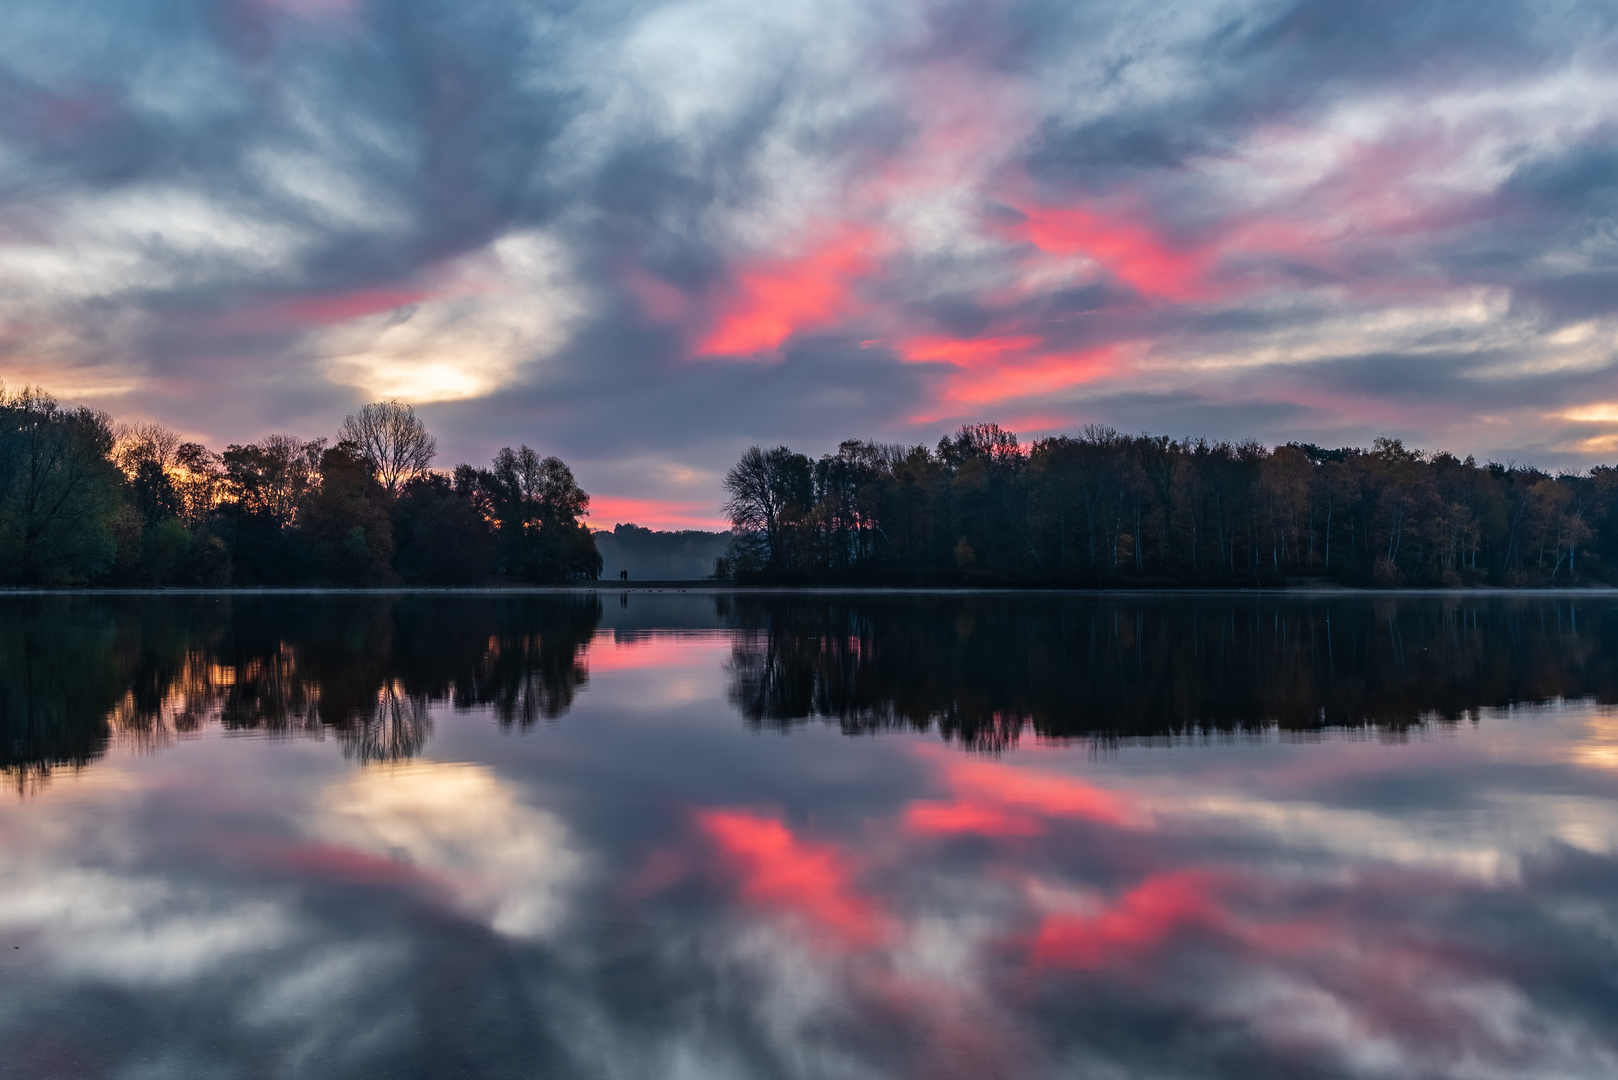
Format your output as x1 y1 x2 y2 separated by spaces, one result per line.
1 0 1617 529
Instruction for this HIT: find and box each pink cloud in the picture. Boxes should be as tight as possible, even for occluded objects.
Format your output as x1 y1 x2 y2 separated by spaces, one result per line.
211 287 429 333
899 332 1123 413
694 227 877 357
903 799 1042 837
1008 203 1213 302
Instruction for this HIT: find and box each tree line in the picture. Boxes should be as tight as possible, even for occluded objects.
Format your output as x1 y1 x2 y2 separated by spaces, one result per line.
0 386 599 586
722 423 1618 587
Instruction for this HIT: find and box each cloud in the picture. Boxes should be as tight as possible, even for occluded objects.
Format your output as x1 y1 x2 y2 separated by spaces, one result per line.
1 0 1618 507
692 227 877 358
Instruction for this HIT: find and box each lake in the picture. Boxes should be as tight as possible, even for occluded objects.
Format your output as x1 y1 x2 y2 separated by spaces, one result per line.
3 591 1617 1079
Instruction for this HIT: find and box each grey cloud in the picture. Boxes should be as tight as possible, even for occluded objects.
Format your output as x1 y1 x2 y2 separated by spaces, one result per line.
1307 349 1618 412
1052 388 1317 445
1511 272 1618 321
1230 0 1576 85
1024 0 1613 195
1505 141 1618 212
2 0 1618 509
1025 117 1216 186
446 325 932 469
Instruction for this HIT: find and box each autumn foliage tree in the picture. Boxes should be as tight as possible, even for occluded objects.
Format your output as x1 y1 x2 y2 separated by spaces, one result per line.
0 384 599 587
723 424 1618 588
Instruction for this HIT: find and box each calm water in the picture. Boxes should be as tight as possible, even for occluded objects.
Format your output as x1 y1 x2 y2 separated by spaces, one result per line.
3 592 1618 1079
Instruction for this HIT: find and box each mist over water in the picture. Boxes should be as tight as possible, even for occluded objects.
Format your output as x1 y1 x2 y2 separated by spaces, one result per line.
3 593 1618 1078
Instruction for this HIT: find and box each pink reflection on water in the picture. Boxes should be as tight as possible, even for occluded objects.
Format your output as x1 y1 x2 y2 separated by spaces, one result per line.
904 799 1042 837
634 712 1618 1077
696 809 889 948
583 632 730 672
903 744 1141 836
1025 870 1227 970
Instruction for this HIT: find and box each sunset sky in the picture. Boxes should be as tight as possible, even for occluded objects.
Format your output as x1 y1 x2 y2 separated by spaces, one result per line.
2 0 1616 528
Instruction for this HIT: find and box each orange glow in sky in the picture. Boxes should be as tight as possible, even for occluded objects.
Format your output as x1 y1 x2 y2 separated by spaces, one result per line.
584 496 730 533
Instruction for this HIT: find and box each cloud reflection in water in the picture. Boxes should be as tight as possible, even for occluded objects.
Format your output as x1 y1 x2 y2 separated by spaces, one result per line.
0 593 1616 1078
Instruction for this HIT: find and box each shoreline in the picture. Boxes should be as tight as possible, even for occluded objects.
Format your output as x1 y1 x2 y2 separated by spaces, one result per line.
4 584 1618 597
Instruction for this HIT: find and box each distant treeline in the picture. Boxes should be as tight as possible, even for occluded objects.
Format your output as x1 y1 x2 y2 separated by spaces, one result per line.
0 386 599 586
722 423 1618 587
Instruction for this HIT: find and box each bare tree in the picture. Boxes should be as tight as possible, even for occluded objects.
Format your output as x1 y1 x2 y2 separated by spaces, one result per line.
339 401 437 496
723 445 811 572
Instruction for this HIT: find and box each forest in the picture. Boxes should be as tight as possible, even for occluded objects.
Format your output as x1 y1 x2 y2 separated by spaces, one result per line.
0 386 599 586
8 378 1618 590
721 423 1618 587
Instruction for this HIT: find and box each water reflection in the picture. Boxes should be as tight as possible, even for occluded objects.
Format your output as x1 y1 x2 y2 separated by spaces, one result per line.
0 595 601 785
0 603 125 792
725 594 1618 748
1 593 1617 1079
8 593 1618 787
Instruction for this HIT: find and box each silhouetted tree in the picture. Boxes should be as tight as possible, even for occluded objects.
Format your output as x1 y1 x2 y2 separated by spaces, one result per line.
16 375 1618 592
720 423 1618 588
340 400 437 497
0 386 122 584
299 442 395 585
478 446 600 581
724 445 812 575
112 421 182 475
172 442 224 527
216 435 324 584
392 468 497 585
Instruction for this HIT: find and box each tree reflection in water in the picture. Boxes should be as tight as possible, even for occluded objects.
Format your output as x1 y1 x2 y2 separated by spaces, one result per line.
0 594 602 787
0 601 126 793
9 591 1618 786
723 594 1618 750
